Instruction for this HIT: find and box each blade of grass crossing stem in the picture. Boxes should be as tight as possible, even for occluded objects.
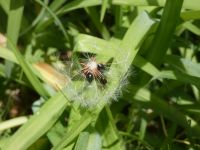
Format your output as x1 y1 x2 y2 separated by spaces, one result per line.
140 0 183 85
6 0 23 44
7 39 49 98
2 92 68 150
5 0 24 77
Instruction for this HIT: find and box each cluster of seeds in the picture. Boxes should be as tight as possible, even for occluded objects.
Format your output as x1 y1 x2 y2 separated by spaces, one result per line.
81 57 107 85
54 52 130 107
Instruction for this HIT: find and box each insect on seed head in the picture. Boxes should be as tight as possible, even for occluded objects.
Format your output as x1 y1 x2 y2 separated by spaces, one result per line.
86 73 94 83
81 56 107 85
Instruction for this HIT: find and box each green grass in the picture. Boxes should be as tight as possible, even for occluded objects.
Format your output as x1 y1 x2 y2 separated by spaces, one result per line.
0 0 200 149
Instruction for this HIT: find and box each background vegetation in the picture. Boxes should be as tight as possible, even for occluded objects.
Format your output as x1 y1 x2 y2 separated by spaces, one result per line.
0 0 200 149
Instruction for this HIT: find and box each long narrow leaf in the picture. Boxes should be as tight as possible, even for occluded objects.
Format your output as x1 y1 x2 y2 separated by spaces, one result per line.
2 92 68 150
7 39 49 98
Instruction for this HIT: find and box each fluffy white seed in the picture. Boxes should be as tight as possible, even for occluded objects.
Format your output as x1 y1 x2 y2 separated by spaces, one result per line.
87 61 97 70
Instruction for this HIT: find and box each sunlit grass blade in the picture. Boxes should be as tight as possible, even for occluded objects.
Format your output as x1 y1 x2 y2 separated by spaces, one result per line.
100 0 108 22
133 55 160 76
5 0 24 77
74 131 102 150
74 132 90 150
182 21 200 36
0 46 18 64
117 12 154 73
181 10 200 21
0 116 28 132
6 0 24 44
74 34 118 56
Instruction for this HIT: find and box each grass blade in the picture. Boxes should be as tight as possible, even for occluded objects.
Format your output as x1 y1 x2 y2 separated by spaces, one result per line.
139 0 183 85
100 0 108 22
5 0 24 77
35 0 70 46
2 92 68 150
52 112 93 150
7 39 49 98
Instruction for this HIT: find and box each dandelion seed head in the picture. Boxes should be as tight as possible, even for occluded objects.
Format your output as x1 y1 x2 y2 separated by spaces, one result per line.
87 60 98 70
53 51 133 108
